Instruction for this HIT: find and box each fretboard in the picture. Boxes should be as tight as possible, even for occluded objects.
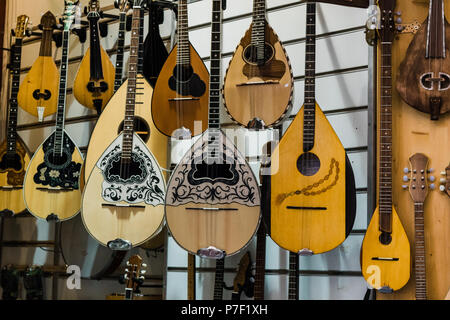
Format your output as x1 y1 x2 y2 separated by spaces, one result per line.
138 7 144 74
378 42 393 233
6 40 23 154
213 258 225 300
54 30 70 156
114 12 127 92
303 2 316 152
251 0 266 63
39 26 54 57
414 202 427 300
288 252 299 300
253 224 266 300
177 0 190 66
121 7 141 160
88 14 104 80
187 253 196 300
208 0 222 131
427 0 445 58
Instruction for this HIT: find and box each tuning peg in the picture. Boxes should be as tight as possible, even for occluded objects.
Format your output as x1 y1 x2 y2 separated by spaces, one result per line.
139 276 145 280
124 274 129 280
441 171 447 176
402 185 408 189
440 185 446 192
403 175 409 182
395 11 402 16
403 167 410 174
396 17 402 24
429 176 435 182
440 178 446 183
140 270 146 274
430 184 436 190
126 261 130 266
125 268 129 273
141 263 147 268
428 168 435 173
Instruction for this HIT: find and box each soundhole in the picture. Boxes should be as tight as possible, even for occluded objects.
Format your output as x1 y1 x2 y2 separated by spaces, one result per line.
440 73 450 90
379 232 392 245
193 162 235 181
32 89 51 101
45 150 71 169
108 157 144 182
296 152 321 176
173 64 194 83
0 153 22 171
243 43 275 65
118 117 150 143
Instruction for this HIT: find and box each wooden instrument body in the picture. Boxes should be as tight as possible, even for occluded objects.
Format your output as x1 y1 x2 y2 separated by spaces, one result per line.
265 104 355 254
18 56 59 119
84 75 168 181
0 137 31 215
361 206 411 292
165 130 261 257
396 14 450 117
73 46 115 112
223 22 293 128
82 133 166 248
151 44 209 137
23 130 83 220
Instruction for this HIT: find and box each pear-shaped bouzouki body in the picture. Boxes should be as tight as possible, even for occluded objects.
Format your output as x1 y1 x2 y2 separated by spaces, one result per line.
165 129 261 257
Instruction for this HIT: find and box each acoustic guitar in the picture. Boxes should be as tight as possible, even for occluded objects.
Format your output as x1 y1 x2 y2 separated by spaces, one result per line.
151 0 209 137
223 0 293 129
361 0 411 293
262 1 356 255
439 163 450 197
165 0 261 259
82 0 166 251
17 11 59 121
404 153 433 300
213 258 225 300
73 0 115 115
396 0 450 120
23 1 83 221
0 15 32 216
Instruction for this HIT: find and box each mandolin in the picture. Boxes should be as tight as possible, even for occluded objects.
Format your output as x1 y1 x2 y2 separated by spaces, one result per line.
213 258 225 300
151 0 209 137
0 16 32 216
223 0 293 129
142 1 169 87
262 1 356 255
288 252 299 300
439 162 450 197
17 11 59 121
396 0 450 120
23 1 83 221
81 0 166 251
361 0 411 293
165 0 261 259
404 153 432 300
73 0 115 115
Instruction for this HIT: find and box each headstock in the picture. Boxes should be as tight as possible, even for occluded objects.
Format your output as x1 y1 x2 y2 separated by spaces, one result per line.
87 0 101 19
402 153 435 203
124 255 147 299
114 0 131 13
439 163 450 197
62 0 79 31
14 15 30 39
377 0 400 42
131 0 146 8
40 11 57 31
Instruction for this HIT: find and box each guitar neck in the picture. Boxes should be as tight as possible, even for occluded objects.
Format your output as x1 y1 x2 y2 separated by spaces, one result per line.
88 15 104 80
177 0 190 66
378 42 394 233
138 7 144 74
303 2 316 153
251 0 266 63
114 12 127 92
39 27 54 57
208 0 222 131
254 224 266 300
213 258 225 300
414 202 427 300
121 6 141 160
187 253 196 300
427 0 445 58
6 39 23 154
288 252 299 300
54 30 71 156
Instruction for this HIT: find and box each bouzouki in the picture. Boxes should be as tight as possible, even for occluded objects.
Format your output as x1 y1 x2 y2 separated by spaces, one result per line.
0 16 32 216
73 0 115 115
165 0 261 259
143 1 169 87
361 0 411 293
213 258 225 300
82 0 166 250
223 0 293 129
17 11 59 121
404 153 432 300
262 1 356 255
288 252 299 300
151 0 209 137
23 2 83 221
396 0 450 120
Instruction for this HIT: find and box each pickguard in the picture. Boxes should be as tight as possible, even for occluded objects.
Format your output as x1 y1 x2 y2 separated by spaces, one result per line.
97 133 165 206
33 133 82 189
166 129 260 206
